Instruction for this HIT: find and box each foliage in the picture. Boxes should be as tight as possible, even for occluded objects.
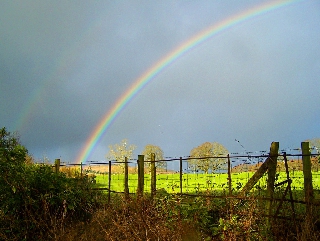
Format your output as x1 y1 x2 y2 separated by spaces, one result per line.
2 127 319 240
60 165 82 178
141 144 166 169
51 191 320 241
106 139 136 172
0 127 28 164
56 195 200 240
0 127 103 240
188 142 228 174
215 199 264 240
0 128 29 219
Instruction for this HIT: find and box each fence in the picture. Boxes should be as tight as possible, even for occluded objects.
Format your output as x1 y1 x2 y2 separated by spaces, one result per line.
50 141 320 231
55 142 319 203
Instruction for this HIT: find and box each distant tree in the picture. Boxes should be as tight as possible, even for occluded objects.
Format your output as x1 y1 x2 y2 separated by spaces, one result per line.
305 138 320 171
306 138 320 154
188 142 228 174
141 144 166 169
106 139 136 171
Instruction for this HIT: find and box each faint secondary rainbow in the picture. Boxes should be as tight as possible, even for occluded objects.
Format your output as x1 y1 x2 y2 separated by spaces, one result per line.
14 23 99 132
76 0 300 164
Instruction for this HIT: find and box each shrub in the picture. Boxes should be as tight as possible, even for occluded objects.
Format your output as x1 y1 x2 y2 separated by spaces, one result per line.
56 195 200 241
0 127 103 240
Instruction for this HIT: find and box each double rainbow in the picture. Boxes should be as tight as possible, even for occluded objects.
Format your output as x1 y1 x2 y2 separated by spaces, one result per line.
76 0 300 164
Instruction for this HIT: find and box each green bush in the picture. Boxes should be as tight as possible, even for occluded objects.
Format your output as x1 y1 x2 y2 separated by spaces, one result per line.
0 127 103 240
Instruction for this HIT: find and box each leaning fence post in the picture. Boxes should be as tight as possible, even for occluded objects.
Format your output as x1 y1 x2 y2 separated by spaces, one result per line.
179 157 183 194
124 157 129 199
301 142 314 214
240 142 279 196
150 153 156 198
137 155 145 196
108 160 111 203
54 158 60 173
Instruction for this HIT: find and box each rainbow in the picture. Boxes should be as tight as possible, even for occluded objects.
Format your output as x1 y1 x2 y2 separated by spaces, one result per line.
76 0 301 164
14 18 100 132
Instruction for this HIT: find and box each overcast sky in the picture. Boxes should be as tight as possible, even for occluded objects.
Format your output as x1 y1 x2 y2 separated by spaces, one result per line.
1 0 319 163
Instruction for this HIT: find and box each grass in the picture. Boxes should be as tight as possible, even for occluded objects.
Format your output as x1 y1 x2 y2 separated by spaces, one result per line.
52 169 320 240
53 192 320 241
13 169 318 240
94 171 320 195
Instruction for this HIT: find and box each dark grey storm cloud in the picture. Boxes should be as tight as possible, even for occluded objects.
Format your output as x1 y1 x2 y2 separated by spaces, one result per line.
1 0 319 163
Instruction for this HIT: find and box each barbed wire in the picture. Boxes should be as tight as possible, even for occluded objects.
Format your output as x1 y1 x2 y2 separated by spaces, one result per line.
51 151 320 166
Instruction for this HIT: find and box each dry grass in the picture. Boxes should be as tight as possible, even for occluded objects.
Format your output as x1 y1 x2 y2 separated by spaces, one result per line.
17 193 319 241
55 195 200 241
60 164 174 177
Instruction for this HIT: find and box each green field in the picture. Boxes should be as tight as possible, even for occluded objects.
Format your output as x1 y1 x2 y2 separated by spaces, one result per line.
95 171 320 195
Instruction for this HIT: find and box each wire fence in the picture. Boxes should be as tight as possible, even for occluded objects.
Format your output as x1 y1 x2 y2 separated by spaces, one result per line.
51 143 320 224
56 151 320 198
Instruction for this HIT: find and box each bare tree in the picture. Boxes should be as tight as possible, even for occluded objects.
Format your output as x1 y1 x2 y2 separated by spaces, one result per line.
106 139 136 172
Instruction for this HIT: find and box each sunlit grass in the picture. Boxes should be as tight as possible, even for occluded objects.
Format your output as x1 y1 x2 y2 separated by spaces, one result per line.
94 171 320 195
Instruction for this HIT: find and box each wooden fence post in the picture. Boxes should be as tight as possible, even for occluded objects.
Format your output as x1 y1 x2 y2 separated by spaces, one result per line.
54 159 60 173
267 141 279 212
124 157 129 199
240 142 279 196
265 142 279 230
108 160 111 203
180 157 183 194
227 154 232 195
301 142 314 214
150 153 156 198
137 155 145 196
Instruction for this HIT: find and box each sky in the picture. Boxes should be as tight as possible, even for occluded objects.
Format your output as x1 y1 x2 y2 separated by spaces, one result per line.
1 0 320 164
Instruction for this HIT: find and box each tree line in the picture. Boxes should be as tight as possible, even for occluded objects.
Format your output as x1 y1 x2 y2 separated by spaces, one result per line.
106 138 320 174
106 139 228 174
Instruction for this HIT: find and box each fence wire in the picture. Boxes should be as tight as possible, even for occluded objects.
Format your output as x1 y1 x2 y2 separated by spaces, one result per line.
55 152 320 197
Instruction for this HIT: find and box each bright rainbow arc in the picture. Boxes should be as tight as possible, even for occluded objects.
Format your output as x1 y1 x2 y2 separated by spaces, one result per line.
76 0 300 164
